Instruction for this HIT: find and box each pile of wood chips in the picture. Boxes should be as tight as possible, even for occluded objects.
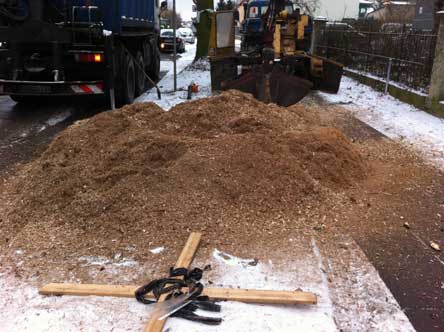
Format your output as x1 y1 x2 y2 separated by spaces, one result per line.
0 90 367 282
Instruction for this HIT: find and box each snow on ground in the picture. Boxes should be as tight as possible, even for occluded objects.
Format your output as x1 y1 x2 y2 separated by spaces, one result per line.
0 238 415 332
136 42 211 110
345 68 429 97
319 76 444 170
45 110 72 127
149 246 165 254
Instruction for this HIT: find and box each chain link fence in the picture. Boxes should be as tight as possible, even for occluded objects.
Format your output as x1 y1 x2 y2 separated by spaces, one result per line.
315 27 437 93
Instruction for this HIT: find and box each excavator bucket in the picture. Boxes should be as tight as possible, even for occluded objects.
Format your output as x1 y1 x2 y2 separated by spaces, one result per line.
308 55 344 94
269 67 314 106
221 64 313 107
317 58 344 94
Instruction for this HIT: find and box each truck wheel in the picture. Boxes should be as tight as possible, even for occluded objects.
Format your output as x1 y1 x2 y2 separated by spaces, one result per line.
148 44 160 81
122 54 136 105
135 51 146 96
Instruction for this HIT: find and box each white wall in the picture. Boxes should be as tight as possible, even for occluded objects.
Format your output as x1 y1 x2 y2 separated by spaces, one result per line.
315 0 359 20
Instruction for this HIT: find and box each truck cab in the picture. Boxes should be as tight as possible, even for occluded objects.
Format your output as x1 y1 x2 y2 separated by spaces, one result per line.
240 0 295 50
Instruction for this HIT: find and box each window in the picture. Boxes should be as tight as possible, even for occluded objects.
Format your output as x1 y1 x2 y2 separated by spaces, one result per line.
248 4 291 18
249 6 259 18
161 31 174 37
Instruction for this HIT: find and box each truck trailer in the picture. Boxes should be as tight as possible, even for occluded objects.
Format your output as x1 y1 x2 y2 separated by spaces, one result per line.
0 0 161 107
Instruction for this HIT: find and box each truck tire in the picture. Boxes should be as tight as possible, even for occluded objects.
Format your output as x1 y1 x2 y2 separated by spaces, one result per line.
122 54 136 105
135 51 146 96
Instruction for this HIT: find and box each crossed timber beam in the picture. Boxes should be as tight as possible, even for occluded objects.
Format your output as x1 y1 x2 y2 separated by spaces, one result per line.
39 232 317 332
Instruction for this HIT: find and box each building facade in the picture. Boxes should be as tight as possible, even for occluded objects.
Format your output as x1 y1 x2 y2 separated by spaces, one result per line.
315 0 360 20
366 1 416 22
413 0 436 31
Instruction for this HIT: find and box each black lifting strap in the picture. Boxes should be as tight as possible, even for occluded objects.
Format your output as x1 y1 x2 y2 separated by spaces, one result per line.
135 267 222 325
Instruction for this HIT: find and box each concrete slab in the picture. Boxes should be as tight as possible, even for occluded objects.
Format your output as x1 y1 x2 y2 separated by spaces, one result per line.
0 236 415 332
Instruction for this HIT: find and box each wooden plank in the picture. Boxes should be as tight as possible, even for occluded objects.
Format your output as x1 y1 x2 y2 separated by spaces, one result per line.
145 232 202 332
173 232 202 270
39 283 317 305
205 288 317 305
39 283 139 298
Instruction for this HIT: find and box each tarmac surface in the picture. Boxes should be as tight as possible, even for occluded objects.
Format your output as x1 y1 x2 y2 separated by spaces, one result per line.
0 53 170 176
0 95 106 177
309 94 444 332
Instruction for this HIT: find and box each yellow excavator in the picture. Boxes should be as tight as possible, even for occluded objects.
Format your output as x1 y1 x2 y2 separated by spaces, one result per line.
209 0 343 106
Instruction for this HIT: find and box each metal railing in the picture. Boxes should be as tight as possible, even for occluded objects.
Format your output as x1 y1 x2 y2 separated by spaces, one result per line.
316 29 437 92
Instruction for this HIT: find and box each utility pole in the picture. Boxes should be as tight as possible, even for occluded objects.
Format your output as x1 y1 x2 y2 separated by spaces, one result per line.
173 0 177 91
195 0 214 60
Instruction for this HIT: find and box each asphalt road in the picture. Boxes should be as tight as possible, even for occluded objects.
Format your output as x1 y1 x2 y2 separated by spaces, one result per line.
0 95 108 176
0 53 171 176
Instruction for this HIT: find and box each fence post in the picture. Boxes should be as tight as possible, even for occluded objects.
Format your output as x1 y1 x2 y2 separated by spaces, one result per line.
428 11 444 113
310 17 327 55
385 58 393 94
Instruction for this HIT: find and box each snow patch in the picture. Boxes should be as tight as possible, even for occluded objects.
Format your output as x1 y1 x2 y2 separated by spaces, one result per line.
212 249 258 268
149 247 165 254
136 43 212 110
0 240 417 332
78 255 138 267
320 76 444 170
346 68 429 97
45 111 72 126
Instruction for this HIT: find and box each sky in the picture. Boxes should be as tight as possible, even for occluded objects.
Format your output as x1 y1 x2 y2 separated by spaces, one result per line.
169 0 195 21
171 0 360 21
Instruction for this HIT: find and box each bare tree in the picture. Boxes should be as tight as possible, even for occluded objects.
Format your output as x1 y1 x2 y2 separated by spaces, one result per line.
434 0 444 32
365 1 417 24
216 0 234 11
160 9 183 28
294 0 320 15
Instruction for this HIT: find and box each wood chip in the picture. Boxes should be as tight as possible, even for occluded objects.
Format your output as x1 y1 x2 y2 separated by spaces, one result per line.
430 241 441 252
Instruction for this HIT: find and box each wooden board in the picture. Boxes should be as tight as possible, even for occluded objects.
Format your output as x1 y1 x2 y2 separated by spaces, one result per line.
173 232 202 270
145 232 202 332
39 283 317 305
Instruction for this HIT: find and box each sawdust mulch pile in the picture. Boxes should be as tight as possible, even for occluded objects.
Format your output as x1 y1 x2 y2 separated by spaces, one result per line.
0 90 366 282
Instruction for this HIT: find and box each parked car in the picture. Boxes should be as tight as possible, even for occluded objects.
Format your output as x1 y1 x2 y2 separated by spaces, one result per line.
326 22 356 31
178 28 196 44
159 29 186 53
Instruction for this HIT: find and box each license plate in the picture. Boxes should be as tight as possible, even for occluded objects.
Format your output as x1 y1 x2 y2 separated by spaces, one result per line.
18 85 52 94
